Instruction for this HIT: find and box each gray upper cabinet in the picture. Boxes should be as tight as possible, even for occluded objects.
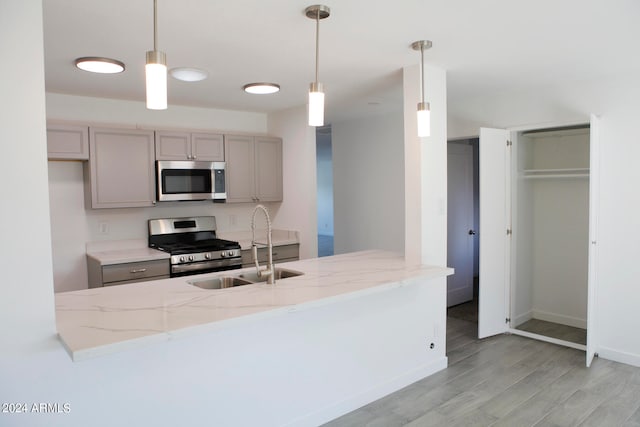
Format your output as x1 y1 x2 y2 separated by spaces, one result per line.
225 135 282 203
254 136 283 202
85 127 156 209
155 131 224 161
47 124 89 160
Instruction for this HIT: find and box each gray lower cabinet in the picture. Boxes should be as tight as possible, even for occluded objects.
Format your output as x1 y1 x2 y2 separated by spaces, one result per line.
47 124 89 160
87 258 170 288
225 135 283 203
241 244 300 268
85 127 156 208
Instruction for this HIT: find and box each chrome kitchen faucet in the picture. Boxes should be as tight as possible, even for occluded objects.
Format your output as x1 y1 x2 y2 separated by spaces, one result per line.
251 204 275 284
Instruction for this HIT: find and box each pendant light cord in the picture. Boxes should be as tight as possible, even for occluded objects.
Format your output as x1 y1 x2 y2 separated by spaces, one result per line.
419 43 425 104
315 9 320 84
153 0 158 51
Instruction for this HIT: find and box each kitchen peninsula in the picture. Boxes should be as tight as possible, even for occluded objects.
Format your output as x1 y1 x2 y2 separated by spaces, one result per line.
56 250 452 426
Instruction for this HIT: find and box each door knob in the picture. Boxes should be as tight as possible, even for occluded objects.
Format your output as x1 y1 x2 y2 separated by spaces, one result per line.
468 230 476 235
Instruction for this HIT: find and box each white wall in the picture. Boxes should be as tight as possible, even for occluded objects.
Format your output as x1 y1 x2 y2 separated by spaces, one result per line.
332 111 405 254
267 106 318 259
0 0 57 357
316 130 334 236
404 64 448 267
449 77 640 366
45 94 280 292
46 93 267 133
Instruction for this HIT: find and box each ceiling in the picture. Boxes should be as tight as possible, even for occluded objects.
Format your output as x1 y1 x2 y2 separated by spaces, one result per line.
43 0 640 124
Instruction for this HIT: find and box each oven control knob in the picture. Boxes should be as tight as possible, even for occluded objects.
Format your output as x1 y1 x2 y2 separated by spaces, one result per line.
179 256 186 263
220 251 226 258
188 255 195 262
228 251 235 257
204 253 211 260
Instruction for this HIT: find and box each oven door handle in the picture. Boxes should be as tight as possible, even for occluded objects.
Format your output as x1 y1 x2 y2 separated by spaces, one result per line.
172 259 242 275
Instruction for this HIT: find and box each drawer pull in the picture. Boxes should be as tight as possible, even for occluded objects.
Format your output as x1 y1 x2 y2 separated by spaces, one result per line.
130 268 147 274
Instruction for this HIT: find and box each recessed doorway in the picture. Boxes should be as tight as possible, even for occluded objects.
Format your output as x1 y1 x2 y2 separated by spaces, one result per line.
316 125 334 257
447 138 480 326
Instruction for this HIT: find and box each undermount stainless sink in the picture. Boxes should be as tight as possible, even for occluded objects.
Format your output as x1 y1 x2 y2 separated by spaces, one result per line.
188 276 253 290
188 268 304 290
238 268 304 283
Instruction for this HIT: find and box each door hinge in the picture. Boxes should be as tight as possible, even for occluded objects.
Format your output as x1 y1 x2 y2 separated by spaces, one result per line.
506 140 512 146
506 228 512 235
506 317 511 324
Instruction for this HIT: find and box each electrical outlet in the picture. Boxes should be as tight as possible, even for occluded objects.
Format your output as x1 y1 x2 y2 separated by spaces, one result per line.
98 222 109 235
229 215 237 226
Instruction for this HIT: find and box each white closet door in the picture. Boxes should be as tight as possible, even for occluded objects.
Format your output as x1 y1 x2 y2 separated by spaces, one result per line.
478 128 511 339
586 114 600 367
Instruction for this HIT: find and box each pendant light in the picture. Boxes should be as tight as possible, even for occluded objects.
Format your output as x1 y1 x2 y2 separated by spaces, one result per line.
146 0 167 110
411 40 432 137
305 5 330 127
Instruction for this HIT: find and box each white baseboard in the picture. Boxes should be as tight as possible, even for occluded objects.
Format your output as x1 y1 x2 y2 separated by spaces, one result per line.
597 347 640 368
512 310 533 328
286 357 448 427
447 287 473 307
532 309 587 329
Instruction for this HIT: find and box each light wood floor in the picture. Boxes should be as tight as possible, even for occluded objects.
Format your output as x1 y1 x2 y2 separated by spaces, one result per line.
323 315 640 426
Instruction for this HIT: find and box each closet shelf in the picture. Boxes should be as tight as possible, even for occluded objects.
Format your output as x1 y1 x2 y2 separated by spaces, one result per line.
522 168 589 179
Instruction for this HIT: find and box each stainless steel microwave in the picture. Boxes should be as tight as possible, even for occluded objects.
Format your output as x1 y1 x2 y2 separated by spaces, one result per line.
156 160 226 202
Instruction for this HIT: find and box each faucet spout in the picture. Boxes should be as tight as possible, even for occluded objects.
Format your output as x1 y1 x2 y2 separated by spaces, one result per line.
251 204 275 284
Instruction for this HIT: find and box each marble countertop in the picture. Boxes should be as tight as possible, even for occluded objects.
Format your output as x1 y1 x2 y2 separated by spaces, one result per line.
56 250 453 361
85 230 299 265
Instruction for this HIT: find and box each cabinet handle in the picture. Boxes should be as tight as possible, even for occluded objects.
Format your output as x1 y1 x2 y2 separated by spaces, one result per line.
130 268 147 273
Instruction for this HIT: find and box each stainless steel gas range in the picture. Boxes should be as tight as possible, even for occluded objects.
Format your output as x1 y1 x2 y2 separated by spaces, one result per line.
148 216 242 277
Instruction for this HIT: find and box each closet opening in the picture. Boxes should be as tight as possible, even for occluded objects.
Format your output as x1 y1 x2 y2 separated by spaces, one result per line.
510 124 590 347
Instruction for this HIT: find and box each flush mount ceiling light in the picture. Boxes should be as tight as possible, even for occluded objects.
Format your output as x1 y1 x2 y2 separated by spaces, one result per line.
74 57 125 74
305 4 330 127
411 40 432 137
243 83 281 94
146 0 167 110
170 67 208 82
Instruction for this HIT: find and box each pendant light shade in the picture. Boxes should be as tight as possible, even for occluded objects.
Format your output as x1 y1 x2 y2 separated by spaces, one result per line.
308 82 325 126
146 50 167 110
417 102 431 137
412 40 432 137
146 0 167 110
305 5 330 127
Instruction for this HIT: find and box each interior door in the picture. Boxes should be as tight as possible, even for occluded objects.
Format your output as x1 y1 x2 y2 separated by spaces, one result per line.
586 114 600 367
478 128 511 339
447 142 475 307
